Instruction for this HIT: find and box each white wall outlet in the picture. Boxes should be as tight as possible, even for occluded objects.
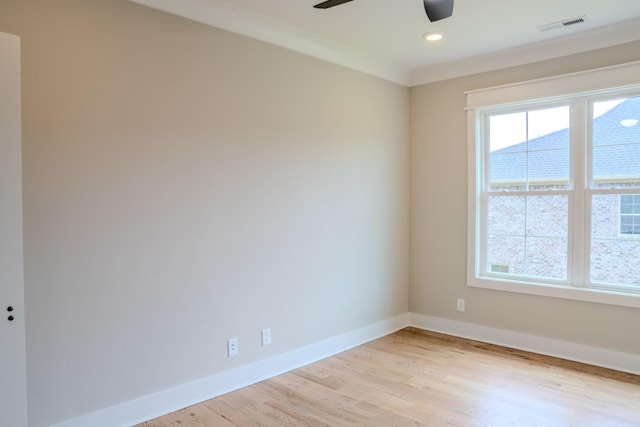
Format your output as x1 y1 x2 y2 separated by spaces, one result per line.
457 298 465 312
227 338 238 357
261 328 271 346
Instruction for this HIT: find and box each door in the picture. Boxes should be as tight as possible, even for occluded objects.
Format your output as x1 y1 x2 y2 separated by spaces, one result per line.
0 31 27 427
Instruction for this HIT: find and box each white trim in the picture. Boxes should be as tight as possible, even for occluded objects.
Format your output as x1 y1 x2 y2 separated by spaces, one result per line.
127 1 640 88
469 278 640 309
466 60 640 109
46 312 640 426
467 110 481 293
467 75 640 308
409 313 640 376
49 314 410 427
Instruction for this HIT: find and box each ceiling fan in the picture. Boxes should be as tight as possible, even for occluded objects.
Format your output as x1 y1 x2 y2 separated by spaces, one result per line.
313 0 454 22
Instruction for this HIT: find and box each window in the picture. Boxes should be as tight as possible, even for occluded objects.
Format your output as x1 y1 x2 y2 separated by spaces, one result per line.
467 61 640 308
620 194 640 235
486 105 570 281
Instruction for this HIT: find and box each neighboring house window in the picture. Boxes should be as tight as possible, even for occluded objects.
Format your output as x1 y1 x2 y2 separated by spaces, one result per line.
620 194 640 235
466 62 640 308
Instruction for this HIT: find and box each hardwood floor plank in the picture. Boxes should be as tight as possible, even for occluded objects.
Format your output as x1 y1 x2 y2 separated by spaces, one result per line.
137 328 640 427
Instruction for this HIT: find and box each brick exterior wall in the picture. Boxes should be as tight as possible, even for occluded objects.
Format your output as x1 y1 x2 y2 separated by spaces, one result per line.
591 194 640 286
487 194 640 287
487 195 567 280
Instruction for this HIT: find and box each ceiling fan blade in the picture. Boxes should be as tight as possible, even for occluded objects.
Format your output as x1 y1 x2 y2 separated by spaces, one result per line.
313 0 354 9
423 0 454 22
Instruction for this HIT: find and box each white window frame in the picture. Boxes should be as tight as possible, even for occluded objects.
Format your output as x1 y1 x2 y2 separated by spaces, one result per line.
466 60 640 309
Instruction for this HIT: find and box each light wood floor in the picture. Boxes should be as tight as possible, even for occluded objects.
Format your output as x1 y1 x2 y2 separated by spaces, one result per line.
137 327 640 426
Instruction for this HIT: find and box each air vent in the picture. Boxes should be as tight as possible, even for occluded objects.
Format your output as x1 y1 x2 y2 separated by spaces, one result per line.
537 15 588 32
562 17 585 27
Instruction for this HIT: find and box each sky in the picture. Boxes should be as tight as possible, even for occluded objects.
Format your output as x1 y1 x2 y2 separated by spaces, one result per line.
489 99 624 152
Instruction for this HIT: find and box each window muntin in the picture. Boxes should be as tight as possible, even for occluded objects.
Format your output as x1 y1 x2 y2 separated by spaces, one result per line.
620 194 640 235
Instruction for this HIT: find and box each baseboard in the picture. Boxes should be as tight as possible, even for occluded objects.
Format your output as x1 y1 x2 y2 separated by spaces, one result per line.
409 313 640 376
46 311 640 427
50 313 410 427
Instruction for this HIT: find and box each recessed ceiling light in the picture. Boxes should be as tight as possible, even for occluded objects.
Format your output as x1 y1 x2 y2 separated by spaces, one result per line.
620 119 638 127
423 32 443 42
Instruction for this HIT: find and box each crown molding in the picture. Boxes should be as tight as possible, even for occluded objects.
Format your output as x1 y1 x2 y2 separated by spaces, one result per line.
409 17 640 86
129 0 410 85
129 0 640 88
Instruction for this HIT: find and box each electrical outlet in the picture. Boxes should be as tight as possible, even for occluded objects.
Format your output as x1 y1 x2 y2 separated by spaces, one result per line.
262 328 271 346
457 298 465 312
227 338 238 357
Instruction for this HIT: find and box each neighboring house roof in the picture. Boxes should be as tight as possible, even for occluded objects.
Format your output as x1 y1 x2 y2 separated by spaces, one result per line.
490 97 640 184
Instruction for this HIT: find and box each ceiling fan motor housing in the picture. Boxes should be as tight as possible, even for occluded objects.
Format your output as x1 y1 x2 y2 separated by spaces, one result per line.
424 0 454 22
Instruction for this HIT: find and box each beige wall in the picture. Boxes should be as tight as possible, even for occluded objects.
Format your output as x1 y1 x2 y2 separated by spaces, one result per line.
410 41 640 354
0 1 409 426
2 0 639 425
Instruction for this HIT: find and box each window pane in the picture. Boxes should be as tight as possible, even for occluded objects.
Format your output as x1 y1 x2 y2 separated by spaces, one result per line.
620 197 633 214
591 240 640 287
593 97 640 146
593 145 640 189
526 195 568 238
489 106 570 191
591 194 619 238
487 235 525 275
619 194 640 235
527 237 568 280
526 195 568 280
591 194 640 288
486 195 568 279
527 107 570 149
487 196 525 235
592 97 640 189
528 149 569 190
489 152 526 191
620 216 637 235
489 112 526 152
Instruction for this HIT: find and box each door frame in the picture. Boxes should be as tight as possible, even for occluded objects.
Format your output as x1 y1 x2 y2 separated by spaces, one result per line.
0 31 27 427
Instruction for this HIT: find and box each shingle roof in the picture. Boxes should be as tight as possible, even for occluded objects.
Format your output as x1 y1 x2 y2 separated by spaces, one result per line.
490 97 640 185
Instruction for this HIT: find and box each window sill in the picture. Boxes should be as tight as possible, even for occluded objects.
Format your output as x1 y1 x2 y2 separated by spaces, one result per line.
468 277 640 309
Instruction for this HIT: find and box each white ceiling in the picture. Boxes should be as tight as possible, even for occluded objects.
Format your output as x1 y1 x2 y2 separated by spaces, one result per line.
130 0 640 86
